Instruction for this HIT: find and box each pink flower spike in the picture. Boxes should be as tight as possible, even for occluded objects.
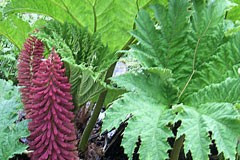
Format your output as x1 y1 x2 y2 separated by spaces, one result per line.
28 49 78 160
18 36 44 116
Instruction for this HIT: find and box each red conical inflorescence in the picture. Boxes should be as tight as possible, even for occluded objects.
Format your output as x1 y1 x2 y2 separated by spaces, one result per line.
18 36 44 115
28 50 78 160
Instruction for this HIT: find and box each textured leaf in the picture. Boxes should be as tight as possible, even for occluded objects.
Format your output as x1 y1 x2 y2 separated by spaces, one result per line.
181 0 239 97
102 68 178 159
130 0 238 97
34 21 115 107
169 76 239 160
185 78 240 105
178 78 240 160
184 32 240 98
130 0 192 90
0 79 29 160
4 0 154 51
103 0 240 159
0 15 32 49
64 61 104 108
33 29 74 63
175 102 240 160
131 0 191 68
34 21 114 74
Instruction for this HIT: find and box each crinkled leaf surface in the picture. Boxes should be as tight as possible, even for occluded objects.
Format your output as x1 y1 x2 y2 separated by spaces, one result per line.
34 21 114 74
64 61 104 108
35 21 115 107
131 0 238 97
103 68 178 159
103 0 240 159
0 79 29 160
174 102 239 160
175 78 240 160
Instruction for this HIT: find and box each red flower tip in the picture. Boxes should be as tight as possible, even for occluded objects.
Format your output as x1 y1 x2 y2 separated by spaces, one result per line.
18 36 44 115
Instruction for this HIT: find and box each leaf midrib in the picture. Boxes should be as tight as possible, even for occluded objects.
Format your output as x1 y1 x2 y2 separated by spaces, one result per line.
178 15 214 99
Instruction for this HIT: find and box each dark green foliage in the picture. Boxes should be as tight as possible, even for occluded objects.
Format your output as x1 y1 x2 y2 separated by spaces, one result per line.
34 21 115 75
38 21 113 72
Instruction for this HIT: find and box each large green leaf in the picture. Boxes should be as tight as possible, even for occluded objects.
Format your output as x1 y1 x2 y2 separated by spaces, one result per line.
0 15 32 49
174 77 240 160
174 102 240 160
4 0 156 51
103 0 240 159
0 79 29 160
130 0 192 90
180 0 238 97
130 0 238 98
102 68 178 159
131 0 191 67
183 32 240 98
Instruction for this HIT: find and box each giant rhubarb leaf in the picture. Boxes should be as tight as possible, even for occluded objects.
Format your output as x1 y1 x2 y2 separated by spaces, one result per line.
175 78 240 160
33 21 113 74
174 102 239 160
0 15 33 49
103 0 240 159
4 0 154 51
28 50 78 160
102 68 178 159
33 21 111 107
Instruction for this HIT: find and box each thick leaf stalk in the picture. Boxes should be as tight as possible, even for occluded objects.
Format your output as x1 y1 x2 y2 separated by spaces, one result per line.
18 36 44 116
28 50 78 160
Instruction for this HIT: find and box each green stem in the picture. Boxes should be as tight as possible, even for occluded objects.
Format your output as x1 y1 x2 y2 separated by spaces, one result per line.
78 37 135 151
93 1 97 33
78 89 108 151
78 61 115 151
170 135 185 160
